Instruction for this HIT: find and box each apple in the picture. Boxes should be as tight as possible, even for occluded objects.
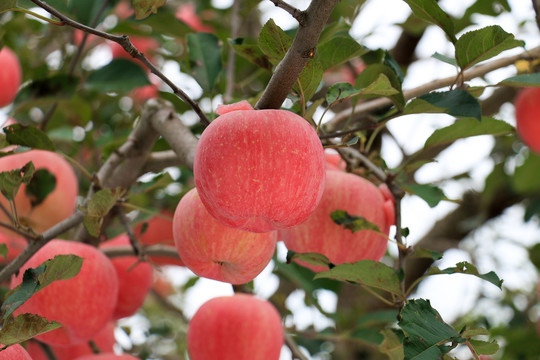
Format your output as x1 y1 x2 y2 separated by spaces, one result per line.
514 87 540 154
0 150 78 236
152 271 175 298
26 321 116 360
324 150 346 171
175 3 215 33
114 0 134 20
75 355 140 360
279 169 395 272
194 100 326 233
173 188 277 284
0 344 32 359
187 294 284 360
100 235 153 319
0 47 22 108
10 240 118 346
133 211 184 266
130 74 161 105
0 233 27 264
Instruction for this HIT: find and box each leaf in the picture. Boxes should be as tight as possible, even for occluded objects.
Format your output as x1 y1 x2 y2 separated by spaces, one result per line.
274 257 341 295
497 73 540 87
0 313 61 346
314 260 404 299
402 184 447 208
0 244 7 259
286 251 333 269
258 19 292 65
326 83 363 106
355 64 404 109
330 210 383 233
512 152 540 194
83 187 126 237
455 25 524 71
86 59 150 93
0 162 35 201
3 124 55 151
378 329 405 360
187 33 223 93
296 60 323 103
423 117 514 149
230 40 272 70
132 0 166 20
317 36 367 71
36 254 83 290
25 169 56 207
405 90 482 120
425 261 503 289
467 339 499 355
409 247 443 261
401 0 457 43
432 52 457 66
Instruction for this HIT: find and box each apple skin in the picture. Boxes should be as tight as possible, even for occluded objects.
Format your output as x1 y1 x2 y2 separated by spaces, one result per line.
175 3 215 33
100 235 153 320
0 344 32 360
74 355 140 360
514 87 540 154
279 169 395 272
0 47 22 108
0 150 78 236
10 240 118 346
187 294 284 360
26 321 116 360
173 188 277 284
194 102 326 233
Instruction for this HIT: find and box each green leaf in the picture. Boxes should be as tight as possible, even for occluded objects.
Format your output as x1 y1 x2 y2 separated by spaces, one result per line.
467 339 499 355
432 52 457 66
274 257 341 295
402 184 447 208
401 0 457 43
286 251 333 269
314 260 404 299
187 33 223 93
330 210 382 233
423 117 514 150
455 25 524 71
0 243 7 259
83 187 126 237
0 313 61 346
326 82 363 106
0 162 35 201
258 19 292 65
1 266 43 319
296 60 323 103
231 40 272 70
317 36 367 71
3 124 55 151
512 152 540 194
409 247 443 261
497 73 540 87
378 329 405 360
132 0 166 20
36 254 83 290
405 90 482 120
425 261 503 289
86 59 150 93
25 169 56 207
355 64 404 109
399 299 461 360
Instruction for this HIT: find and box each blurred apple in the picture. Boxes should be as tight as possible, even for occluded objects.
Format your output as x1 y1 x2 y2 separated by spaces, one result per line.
0 47 22 108
0 344 32 359
176 3 214 33
514 87 540 153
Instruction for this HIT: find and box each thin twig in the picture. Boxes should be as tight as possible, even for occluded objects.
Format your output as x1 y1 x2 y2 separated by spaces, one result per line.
116 206 142 257
268 0 307 26
284 333 309 360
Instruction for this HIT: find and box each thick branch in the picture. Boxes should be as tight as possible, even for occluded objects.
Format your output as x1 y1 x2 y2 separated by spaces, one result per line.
255 0 339 109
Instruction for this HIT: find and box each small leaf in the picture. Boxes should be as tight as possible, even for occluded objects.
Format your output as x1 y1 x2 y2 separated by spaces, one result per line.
455 25 524 71
497 73 540 87
0 162 35 201
132 0 166 20
355 65 404 109
296 60 323 103
378 329 405 360
402 184 447 208
0 244 7 259
326 82 362 105
187 33 223 93
0 313 61 346
409 247 443 261
401 0 457 43
86 59 150 93
424 117 514 149
3 124 55 151
25 169 57 207
432 52 457 66
330 210 382 233
314 260 404 299
405 90 482 120
36 254 83 290
467 339 499 355
231 40 272 70
286 251 333 269
426 261 503 289
258 19 292 65
83 187 126 237
317 36 367 71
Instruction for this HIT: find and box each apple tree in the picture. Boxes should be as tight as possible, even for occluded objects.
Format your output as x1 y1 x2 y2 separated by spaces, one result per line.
0 0 540 359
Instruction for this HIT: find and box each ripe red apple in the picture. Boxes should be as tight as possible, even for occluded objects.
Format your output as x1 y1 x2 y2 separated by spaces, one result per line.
0 150 78 236
152 272 175 298
133 211 184 266
0 233 27 264
187 294 284 360
279 169 395 272
175 3 215 33
100 235 153 319
194 101 326 233
0 344 32 359
514 87 540 154
325 150 346 171
173 188 277 284
0 47 22 108
26 321 116 360
10 240 118 346
75 355 140 360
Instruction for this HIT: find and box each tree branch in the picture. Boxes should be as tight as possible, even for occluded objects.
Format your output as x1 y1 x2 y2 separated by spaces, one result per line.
533 0 540 31
255 0 339 109
267 0 307 26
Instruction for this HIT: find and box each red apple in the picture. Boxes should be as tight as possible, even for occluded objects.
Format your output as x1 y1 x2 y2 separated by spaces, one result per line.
173 188 277 284
133 211 184 266
152 271 175 298
26 321 116 360
175 3 215 33
279 169 395 272
75 355 140 360
10 240 118 346
0 344 32 359
514 87 540 154
0 233 27 264
114 0 134 20
187 294 284 360
100 235 153 319
0 47 22 108
130 74 161 105
194 101 326 233
0 150 78 236
325 150 346 171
